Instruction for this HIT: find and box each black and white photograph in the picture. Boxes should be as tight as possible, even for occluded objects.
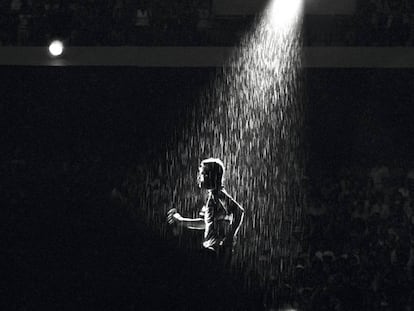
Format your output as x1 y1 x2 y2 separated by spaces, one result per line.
2 0 414 310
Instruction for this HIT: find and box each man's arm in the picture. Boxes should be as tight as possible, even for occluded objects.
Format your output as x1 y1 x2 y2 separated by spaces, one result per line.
167 209 205 230
230 203 244 238
174 213 206 230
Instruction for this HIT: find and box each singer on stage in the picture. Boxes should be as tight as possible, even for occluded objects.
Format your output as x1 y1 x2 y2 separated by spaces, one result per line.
168 158 244 268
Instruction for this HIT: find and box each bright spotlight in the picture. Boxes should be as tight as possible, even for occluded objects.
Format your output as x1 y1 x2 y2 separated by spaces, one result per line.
48 40 64 57
267 0 303 30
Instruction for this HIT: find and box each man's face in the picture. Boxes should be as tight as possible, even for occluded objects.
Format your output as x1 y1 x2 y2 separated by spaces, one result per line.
197 165 210 189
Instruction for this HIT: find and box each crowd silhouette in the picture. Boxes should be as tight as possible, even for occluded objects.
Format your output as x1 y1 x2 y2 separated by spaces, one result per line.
1 0 414 46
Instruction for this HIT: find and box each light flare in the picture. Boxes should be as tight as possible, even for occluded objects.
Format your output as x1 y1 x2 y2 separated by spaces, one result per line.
48 40 64 57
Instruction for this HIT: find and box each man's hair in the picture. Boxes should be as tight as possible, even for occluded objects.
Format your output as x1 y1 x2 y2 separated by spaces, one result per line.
200 158 225 188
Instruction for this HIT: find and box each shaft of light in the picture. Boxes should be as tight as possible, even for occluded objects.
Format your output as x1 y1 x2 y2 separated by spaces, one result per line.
137 0 305 302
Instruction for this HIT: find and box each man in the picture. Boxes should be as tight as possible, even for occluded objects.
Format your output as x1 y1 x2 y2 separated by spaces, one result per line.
167 158 244 267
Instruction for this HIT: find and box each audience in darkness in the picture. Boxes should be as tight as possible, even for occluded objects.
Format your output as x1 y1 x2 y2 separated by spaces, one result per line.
285 163 414 310
1 0 413 46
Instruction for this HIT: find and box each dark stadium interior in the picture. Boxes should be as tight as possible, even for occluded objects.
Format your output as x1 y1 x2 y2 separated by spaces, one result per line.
3 1 414 310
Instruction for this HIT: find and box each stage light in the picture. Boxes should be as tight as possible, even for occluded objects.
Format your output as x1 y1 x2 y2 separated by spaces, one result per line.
48 40 64 57
267 0 303 30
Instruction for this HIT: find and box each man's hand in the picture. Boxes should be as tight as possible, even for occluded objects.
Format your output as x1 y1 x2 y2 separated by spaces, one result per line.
167 208 182 225
167 209 205 230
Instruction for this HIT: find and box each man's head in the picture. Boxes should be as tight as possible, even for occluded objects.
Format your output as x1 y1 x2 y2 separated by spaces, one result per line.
197 158 225 190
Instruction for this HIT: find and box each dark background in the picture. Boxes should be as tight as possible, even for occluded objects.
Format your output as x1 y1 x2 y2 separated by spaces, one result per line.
306 69 414 174
3 67 414 169
2 67 414 309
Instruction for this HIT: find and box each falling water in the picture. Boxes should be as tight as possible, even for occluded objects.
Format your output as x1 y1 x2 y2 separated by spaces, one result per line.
135 0 305 304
